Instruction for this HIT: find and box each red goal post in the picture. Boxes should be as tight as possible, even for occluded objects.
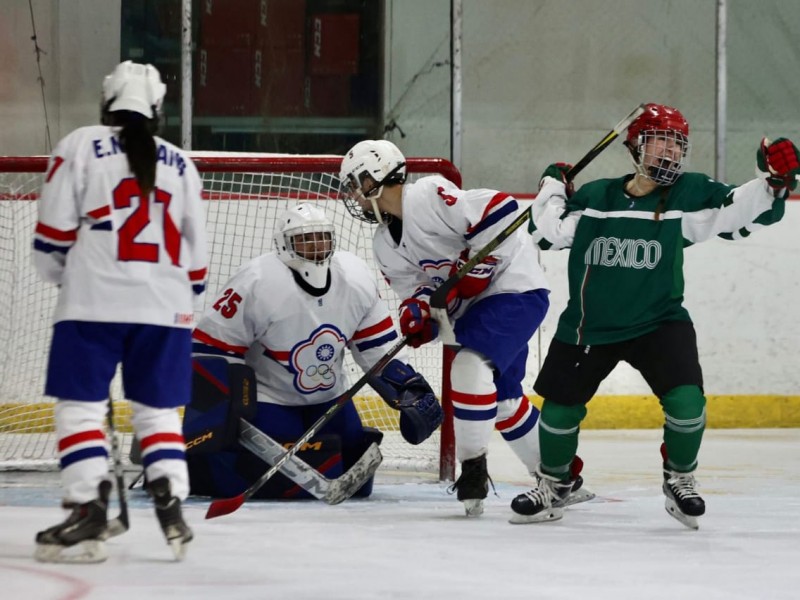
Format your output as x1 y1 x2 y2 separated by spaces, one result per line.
0 153 457 481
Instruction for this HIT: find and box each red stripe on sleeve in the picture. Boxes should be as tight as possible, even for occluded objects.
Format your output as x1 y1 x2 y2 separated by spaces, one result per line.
352 316 394 340
35 222 78 242
87 205 111 219
189 267 208 282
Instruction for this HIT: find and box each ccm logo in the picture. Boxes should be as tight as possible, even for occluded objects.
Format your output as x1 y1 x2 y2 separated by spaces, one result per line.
282 441 323 452
186 431 213 450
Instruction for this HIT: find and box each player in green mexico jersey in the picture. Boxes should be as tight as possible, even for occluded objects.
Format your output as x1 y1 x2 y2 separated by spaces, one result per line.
511 103 800 529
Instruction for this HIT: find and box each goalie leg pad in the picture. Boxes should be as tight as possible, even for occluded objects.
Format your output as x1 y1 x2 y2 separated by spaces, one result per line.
182 357 257 454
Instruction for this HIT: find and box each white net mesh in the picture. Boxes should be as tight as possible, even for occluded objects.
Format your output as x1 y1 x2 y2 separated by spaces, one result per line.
0 154 459 476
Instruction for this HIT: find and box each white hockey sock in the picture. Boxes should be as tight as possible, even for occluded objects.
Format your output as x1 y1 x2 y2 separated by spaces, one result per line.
55 400 110 504
496 396 541 474
450 349 497 462
131 401 189 500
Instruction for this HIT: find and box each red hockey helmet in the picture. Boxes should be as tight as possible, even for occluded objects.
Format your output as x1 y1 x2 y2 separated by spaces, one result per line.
626 103 691 185
626 103 689 145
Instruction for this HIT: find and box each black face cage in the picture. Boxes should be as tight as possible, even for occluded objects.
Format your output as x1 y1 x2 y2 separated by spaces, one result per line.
340 163 407 224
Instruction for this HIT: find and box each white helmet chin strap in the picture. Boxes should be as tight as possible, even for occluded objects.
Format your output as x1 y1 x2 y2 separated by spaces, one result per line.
367 186 386 225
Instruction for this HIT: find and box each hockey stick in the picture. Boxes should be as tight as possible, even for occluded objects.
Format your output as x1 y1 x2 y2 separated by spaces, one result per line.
205 335 410 519
429 103 647 345
104 399 129 537
238 419 383 505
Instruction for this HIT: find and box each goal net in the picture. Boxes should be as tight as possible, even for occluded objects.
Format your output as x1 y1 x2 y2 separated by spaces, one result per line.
0 153 458 480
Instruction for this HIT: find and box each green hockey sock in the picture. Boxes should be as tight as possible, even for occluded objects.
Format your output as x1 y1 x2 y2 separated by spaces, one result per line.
539 401 587 480
660 385 706 471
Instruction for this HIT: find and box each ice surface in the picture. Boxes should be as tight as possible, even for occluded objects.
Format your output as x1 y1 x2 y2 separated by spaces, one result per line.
1 429 798 600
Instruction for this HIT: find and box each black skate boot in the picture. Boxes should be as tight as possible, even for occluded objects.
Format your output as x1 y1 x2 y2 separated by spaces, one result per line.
148 477 193 560
447 454 490 517
34 480 111 563
509 469 572 524
663 468 705 530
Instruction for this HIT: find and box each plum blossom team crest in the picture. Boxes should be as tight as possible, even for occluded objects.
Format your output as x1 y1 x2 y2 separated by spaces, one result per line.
289 325 347 393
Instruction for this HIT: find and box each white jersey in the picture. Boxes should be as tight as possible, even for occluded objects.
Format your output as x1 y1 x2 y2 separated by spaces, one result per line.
33 125 208 328
193 251 408 406
374 175 549 318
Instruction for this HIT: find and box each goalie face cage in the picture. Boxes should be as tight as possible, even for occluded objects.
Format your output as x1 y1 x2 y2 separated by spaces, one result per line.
0 154 457 481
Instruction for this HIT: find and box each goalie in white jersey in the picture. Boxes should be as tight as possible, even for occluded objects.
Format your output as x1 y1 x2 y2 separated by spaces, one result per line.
340 140 593 517
188 203 442 500
32 61 206 563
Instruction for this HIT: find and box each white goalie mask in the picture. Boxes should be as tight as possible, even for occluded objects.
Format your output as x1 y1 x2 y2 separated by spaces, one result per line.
339 140 407 224
101 61 167 120
273 203 336 289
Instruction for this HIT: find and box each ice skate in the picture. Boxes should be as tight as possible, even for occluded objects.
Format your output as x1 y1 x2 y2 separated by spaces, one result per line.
509 470 572 524
564 474 596 506
563 456 596 506
663 468 705 530
34 480 111 563
447 454 489 517
148 477 193 560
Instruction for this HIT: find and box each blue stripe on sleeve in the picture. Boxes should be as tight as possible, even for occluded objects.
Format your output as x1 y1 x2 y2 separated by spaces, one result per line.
464 201 518 240
33 239 70 254
355 331 399 352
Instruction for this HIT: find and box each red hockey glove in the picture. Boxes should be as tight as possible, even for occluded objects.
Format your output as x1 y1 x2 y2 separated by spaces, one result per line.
539 162 575 197
448 249 498 300
757 137 800 192
399 296 438 348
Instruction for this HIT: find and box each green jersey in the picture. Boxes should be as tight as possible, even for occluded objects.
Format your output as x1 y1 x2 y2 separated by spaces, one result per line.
529 172 785 345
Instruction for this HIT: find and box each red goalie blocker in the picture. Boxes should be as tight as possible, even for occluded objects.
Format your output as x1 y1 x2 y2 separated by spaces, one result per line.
184 357 365 500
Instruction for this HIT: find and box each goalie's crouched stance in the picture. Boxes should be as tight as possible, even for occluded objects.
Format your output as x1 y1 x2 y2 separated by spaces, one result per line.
184 357 442 501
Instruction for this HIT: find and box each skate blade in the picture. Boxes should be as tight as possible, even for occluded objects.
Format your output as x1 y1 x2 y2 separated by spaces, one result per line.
564 488 596 507
508 506 564 525
463 499 484 517
168 538 189 561
664 498 700 530
34 540 108 563
104 519 128 539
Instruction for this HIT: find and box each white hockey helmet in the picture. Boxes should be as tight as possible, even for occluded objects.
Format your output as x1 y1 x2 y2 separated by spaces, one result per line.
273 203 336 289
101 61 167 120
339 139 407 224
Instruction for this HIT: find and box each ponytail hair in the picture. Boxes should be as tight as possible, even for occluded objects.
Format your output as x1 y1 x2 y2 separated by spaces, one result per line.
104 109 158 196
